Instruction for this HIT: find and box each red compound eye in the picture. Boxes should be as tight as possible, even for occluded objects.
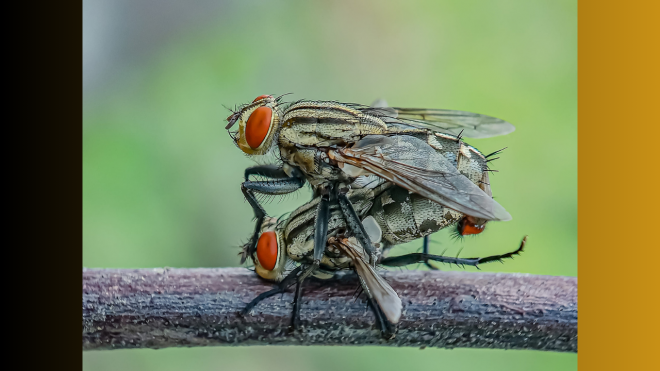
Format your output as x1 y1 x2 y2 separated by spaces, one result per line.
458 217 485 236
245 106 273 149
256 231 278 271
253 95 272 102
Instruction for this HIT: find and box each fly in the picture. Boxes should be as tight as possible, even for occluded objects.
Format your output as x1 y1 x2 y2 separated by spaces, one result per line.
240 179 527 338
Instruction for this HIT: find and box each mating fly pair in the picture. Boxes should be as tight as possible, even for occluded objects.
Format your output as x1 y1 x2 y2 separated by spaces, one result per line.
226 94 520 336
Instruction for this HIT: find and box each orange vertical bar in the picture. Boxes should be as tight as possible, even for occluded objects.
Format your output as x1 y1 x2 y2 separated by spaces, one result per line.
579 0 659 369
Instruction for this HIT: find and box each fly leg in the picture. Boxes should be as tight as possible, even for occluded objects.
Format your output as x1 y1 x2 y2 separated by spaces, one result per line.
242 165 305 202
367 296 395 339
355 273 396 339
244 164 288 179
469 236 527 265
336 187 375 265
421 235 439 270
240 266 303 315
240 186 267 264
240 166 306 262
289 274 305 331
289 189 332 331
380 236 526 268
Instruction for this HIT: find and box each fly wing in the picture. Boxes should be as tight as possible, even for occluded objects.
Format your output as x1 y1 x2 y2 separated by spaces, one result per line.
335 237 401 324
358 106 515 139
331 135 512 221
369 99 389 108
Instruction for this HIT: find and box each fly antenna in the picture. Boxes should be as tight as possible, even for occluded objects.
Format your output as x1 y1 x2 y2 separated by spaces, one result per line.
221 104 235 113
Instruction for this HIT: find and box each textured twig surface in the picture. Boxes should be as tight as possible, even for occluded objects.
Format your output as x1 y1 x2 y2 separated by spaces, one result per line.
83 268 577 352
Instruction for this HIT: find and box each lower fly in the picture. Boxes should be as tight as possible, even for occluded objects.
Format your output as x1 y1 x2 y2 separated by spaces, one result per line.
240 179 526 337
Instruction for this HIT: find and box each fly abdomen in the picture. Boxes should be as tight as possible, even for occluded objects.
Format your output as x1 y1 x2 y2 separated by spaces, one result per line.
369 186 463 245
409 193 462 235
369 186 418 244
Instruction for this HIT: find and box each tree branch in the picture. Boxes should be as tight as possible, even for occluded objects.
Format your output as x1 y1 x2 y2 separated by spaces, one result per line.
83 268 576 352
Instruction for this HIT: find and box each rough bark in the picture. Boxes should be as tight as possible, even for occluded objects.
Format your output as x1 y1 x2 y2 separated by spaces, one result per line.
83 268 577 352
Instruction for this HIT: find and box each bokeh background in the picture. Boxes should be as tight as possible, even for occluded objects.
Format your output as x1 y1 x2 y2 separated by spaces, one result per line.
83 0 577 370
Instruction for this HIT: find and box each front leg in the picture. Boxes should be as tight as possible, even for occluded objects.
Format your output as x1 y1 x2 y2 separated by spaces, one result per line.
240 167 306 263
240 186 267 264
241 178 304 261
244 164 288 180
241 266 302 315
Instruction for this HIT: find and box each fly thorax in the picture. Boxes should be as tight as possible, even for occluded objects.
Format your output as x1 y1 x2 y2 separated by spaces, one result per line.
317 151 352 183
312 268 336 280
282 101 388 142
320 254 353 270
280 125 335 147
287 226 313 261
280 145 349 186
285 208 348 262
277 101 389 183
282 147 317 177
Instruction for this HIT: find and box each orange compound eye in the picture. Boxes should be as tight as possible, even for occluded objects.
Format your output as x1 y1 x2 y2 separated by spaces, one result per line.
458 217 485 236
256 231 278 271
253 95 272 102
245 106 273 149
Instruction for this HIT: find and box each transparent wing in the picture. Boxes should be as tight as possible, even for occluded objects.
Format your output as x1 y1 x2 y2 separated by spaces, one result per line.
334 237 401 324
359 104 515 139
369 99 389 108
331 135 511 221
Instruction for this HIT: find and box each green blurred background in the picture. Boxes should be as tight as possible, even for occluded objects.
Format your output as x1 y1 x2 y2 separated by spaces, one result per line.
83 0 576 369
